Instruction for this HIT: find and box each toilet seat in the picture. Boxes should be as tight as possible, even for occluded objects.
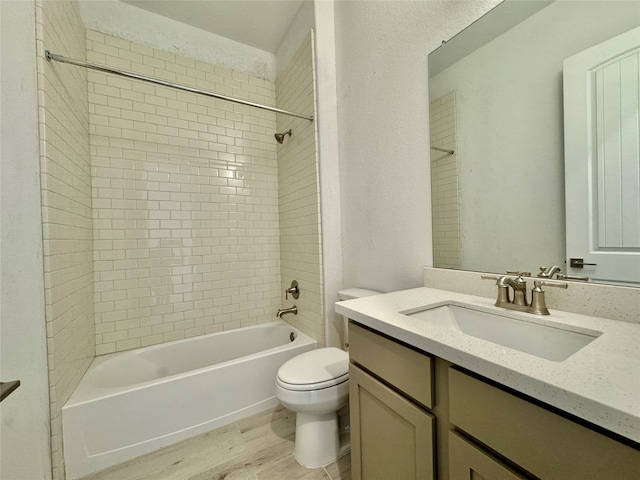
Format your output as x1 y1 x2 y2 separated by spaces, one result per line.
274 287 381 468
277 348 349 391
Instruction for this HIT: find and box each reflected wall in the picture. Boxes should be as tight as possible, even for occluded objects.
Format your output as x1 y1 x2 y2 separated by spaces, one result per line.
429 1 639 277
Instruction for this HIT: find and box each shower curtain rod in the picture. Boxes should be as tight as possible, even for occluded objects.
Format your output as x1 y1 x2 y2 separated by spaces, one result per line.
45 50 314 122
431 146 455 155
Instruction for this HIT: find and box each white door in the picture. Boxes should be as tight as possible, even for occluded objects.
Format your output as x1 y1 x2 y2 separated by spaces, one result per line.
564 27 640 286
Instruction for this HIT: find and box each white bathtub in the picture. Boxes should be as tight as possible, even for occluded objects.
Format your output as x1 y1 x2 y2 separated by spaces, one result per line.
62 321 316 479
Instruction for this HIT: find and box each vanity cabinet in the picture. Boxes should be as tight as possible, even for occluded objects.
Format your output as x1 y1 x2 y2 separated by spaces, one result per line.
349 366 435 480
449 431 527 480
449 367 640 480
348 320 640 480
349 321 436 480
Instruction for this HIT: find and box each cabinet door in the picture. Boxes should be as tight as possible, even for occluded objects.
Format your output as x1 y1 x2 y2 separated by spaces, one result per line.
449 431 528 480
449 367 640 479
349 365 435 480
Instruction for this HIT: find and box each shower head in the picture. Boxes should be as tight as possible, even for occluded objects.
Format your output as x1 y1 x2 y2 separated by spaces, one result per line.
274 129 292 144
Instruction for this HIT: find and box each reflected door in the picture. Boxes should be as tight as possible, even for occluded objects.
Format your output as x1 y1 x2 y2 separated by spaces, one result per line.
564 27 640 286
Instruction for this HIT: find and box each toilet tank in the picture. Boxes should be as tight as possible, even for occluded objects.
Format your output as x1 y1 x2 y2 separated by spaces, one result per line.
338 288 381 301
338 288 381 349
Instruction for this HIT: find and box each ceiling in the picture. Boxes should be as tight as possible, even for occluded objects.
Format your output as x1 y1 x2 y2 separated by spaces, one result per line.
121 0 305 54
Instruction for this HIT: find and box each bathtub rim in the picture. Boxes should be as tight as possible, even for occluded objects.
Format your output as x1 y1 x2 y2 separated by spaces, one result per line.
65 320 316 407
62 320 318 480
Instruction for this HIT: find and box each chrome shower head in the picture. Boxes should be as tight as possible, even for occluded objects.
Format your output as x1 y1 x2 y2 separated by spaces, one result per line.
274 129 292 144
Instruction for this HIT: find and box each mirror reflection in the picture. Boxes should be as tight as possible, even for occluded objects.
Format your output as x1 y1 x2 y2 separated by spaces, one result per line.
428 0 640 286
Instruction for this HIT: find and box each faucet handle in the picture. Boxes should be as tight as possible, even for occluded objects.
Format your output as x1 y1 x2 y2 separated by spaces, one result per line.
506 270 531 278
536 279 569 289
481 275 501 282
556 273 589 282
285 280 299 300
529 280 568 315
481 275 512 305
481 274 514 285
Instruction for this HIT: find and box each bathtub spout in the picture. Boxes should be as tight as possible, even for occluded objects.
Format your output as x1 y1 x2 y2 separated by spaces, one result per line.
277 305 297 318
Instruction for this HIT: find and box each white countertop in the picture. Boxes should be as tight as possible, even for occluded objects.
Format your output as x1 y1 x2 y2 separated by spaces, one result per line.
336 287 640 444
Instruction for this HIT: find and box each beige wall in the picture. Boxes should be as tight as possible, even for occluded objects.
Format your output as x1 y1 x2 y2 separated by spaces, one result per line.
275 34 324 345
36 1 94 478
87 31 283 354
1 1 52 478
335 0 501 293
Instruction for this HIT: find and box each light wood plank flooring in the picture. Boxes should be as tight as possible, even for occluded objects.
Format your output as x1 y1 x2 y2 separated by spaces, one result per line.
82 406 351 480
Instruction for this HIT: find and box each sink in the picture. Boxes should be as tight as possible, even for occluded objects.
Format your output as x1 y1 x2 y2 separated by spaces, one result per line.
405 304 601 361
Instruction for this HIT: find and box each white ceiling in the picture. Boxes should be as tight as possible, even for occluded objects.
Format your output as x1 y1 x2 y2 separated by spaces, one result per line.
121 0 305 54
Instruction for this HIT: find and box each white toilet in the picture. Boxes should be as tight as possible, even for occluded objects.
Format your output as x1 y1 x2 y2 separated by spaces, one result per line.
275 288 380 468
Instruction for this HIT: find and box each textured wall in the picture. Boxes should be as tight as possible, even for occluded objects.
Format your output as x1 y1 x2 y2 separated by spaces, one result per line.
87 31 282 354
0 1 52 478
36 1 94 478
275 34 323 344
334 0 501 293
78 0 277 82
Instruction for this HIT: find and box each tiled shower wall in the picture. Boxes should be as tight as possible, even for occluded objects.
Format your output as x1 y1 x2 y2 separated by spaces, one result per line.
430 91 460 269
276 34 324 345
34 13 320 477
36 1 94 478
87 31 283 354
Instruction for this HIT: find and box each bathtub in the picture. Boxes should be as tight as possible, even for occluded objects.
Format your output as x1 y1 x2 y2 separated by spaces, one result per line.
62 321 316 479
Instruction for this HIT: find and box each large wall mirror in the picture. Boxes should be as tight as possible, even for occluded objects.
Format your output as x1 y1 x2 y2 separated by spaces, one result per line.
428 0 640 286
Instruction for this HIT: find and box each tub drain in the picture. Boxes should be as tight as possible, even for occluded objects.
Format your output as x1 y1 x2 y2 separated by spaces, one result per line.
289 331 296 342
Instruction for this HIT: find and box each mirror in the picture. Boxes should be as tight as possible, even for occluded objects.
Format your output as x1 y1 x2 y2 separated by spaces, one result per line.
428 0 640 285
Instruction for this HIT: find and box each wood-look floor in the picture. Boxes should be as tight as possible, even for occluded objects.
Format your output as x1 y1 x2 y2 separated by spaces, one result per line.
82 406 351 480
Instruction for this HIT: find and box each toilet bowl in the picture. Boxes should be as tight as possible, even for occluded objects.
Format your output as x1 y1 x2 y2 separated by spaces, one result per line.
275 288 380 468
276 347 349 467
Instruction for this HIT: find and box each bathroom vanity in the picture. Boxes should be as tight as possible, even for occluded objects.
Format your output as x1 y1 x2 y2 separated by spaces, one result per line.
338 288 640 479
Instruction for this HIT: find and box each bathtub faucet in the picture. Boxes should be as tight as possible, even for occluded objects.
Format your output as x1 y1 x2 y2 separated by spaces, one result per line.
277 305 298 318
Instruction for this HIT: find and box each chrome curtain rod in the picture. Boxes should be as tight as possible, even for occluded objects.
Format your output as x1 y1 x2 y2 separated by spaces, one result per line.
45 50 314 122
431 146 455 155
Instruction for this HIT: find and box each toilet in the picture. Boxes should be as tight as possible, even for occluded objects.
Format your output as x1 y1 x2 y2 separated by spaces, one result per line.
275 288 380 468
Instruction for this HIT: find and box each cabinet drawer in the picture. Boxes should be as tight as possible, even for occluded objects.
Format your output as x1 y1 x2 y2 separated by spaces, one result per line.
449 431 528 480
350 365 435 480
349 321 433 408
449 367 640 479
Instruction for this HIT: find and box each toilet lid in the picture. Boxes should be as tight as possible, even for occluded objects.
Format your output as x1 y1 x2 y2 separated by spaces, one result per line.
277 348 349 391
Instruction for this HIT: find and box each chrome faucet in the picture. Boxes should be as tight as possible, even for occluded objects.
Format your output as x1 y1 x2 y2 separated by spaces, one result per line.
285 280 300 300
482 272 568 315
503 275 528 306
276 305 297 318
538 265 562 279
538 265 589 282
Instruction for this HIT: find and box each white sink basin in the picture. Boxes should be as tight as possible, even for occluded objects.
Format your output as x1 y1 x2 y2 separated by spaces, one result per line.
405 305 601 361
